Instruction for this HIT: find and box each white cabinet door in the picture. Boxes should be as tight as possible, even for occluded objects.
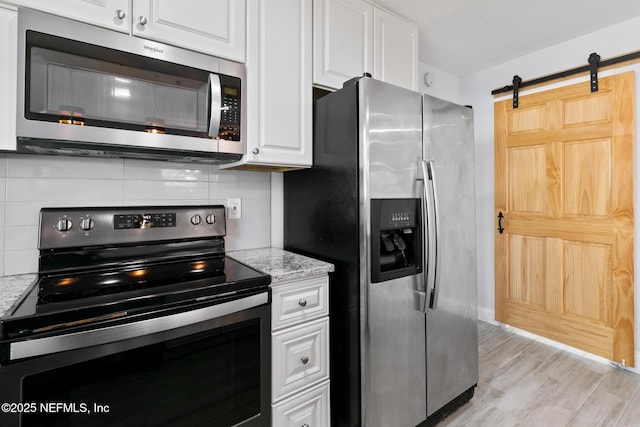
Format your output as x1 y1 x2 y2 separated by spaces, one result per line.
313 0 373 90
7 0 131 32
373 7 418 91
0 6 17 151
272 276 329 331
272 317 329 402
132 0 245 62
224 0 312 170
272 381 330 427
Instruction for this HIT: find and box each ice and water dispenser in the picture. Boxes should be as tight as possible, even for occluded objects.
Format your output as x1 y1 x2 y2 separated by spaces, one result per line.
370 199 423 283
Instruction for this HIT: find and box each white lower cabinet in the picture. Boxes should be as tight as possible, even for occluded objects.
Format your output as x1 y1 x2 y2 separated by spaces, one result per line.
272 381 330 427
271 275 330 426
272 317 329 400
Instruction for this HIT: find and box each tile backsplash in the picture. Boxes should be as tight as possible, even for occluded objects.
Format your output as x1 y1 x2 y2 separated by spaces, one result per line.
0 153 272 276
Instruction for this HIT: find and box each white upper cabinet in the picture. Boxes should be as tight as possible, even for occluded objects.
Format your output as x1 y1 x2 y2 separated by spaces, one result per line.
313 0 418 91
223 0 313 170
313 0 373 90
132 0 246 62
5 0 131 32
373 7 418 91
5 0 246 62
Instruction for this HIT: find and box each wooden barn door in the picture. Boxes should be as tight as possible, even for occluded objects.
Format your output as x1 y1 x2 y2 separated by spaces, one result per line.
494 72 635 366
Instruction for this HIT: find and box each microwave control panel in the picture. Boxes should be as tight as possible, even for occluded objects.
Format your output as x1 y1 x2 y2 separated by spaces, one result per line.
220 75 241 141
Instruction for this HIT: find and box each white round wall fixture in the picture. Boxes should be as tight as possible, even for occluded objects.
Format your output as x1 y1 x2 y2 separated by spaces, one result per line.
424 72 434 87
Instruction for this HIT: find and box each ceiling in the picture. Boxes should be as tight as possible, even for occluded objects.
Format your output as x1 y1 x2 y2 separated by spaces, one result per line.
374 0 640 77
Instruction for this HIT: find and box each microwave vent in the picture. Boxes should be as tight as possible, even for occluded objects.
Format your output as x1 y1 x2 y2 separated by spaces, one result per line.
18 140 242 164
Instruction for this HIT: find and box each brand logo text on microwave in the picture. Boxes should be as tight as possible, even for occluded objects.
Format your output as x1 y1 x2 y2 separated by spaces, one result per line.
144 45 164 54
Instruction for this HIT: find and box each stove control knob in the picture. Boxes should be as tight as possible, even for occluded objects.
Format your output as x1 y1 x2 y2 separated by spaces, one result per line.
55 218 72 232
206 214 215 224
80 218 95 231
191 214 202 225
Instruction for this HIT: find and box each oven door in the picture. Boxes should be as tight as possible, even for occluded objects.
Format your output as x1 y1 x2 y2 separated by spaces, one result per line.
0 291 270 427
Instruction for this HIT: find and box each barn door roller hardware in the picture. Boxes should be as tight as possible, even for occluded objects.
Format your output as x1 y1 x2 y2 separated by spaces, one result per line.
588 52 600 92
512 75 521 108
492 48 640 99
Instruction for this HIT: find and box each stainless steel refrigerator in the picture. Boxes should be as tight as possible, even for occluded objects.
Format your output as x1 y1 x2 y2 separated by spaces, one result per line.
283 76 478 427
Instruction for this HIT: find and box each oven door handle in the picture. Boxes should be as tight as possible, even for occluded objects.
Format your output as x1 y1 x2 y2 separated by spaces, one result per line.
9 292 269 361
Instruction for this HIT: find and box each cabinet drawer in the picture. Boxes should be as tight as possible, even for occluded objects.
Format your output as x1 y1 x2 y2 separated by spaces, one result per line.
272 276 329 330
272 380 330 427
272 317 329 402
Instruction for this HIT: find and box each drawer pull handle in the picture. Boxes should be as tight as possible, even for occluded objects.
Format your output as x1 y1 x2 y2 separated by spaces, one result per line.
298 299 308 307
302 424 309 427
301 356 309 365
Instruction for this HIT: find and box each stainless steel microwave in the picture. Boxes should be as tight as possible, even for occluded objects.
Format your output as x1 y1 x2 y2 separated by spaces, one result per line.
16 8 246 163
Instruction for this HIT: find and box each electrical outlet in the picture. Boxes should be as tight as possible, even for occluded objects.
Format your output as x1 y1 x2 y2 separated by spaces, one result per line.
227 198 242 219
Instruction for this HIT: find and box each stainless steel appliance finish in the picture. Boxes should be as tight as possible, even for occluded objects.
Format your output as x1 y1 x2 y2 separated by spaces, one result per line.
422 96 478 417
360 80 426 427
39 205 226 249
0 205 271 426
284 77 478 426
15 8 245 164
9 292 268 361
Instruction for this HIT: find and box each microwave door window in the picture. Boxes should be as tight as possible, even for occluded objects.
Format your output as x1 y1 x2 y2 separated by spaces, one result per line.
26 34 210 138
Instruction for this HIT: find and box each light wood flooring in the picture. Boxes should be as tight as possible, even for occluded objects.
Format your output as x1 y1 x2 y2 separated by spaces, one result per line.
439 321 640 426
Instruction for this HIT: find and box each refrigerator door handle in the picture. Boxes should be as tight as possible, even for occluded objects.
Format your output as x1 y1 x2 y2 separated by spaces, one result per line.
421 160 440 311
417 174 428 311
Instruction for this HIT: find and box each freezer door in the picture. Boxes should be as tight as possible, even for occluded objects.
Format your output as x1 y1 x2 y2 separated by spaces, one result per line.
359 78 426 427
365 275 427 426
422 95 479 416
362 78 423 200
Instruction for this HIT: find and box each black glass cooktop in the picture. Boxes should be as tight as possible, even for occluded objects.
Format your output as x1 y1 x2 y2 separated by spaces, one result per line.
38 256 226 304
0 257 270 339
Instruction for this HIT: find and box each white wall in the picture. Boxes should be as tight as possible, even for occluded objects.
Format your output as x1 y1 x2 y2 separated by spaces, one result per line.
418 62 462 103
460 16 640 362
0 153 272 276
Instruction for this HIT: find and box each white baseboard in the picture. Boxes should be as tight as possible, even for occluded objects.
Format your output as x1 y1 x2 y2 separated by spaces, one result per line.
476 305 640 374
477 305 498 324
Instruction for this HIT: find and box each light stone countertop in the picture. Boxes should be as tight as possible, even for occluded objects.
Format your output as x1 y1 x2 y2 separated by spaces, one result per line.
228 247 334 283
0 249 333 317
0 274 38 317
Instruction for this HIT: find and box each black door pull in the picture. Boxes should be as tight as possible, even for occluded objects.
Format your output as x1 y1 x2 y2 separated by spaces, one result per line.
497 212 504 234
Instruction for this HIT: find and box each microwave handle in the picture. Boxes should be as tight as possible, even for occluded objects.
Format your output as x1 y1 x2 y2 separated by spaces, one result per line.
208 73 222 138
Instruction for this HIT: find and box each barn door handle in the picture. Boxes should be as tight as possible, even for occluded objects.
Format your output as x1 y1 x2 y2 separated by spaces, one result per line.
497 212 504 234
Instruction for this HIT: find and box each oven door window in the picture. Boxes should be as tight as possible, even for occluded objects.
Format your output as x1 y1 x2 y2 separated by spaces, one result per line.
21 318 262 427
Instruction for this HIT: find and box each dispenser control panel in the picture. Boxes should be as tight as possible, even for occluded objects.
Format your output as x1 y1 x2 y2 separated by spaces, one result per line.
370 198 422 283
379 203 418 230
390 212 412 225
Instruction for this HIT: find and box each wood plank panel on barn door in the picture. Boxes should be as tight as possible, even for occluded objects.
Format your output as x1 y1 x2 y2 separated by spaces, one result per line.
494 72 635 366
